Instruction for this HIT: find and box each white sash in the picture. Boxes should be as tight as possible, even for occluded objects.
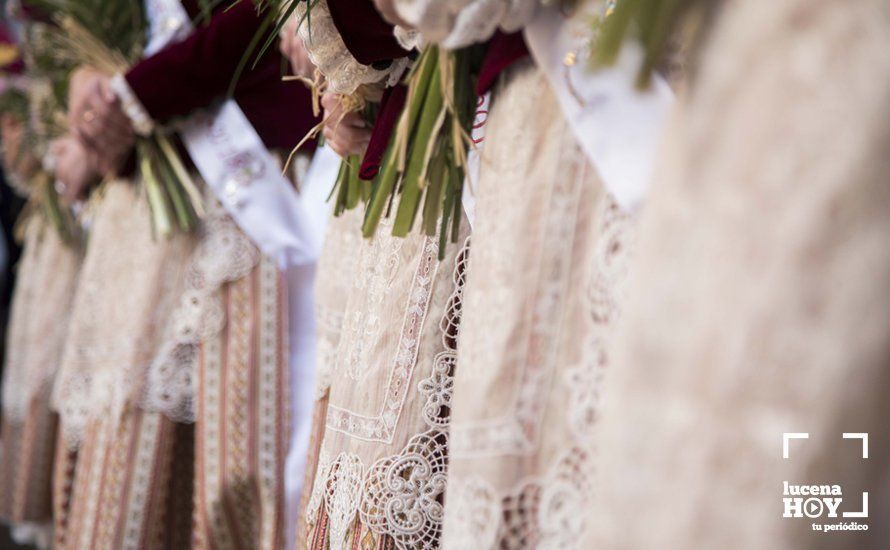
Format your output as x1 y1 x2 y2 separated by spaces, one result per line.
144 0 324 266
524 4 674 212
461 91 490 228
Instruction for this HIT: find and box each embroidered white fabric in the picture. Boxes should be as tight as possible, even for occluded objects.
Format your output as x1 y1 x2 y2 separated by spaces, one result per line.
141 198 260 422
587 1 890 547
311 208 363 400
1 216 81 422
393 0 538 49
52 181 196 446
305 233 470 550
438 63 636 549
294 0 408 94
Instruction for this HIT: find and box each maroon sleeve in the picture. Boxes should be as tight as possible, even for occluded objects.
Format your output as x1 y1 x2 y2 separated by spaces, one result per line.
327 0 410 65
359 84 407 180
475 31 529 95
124 2 318 151
16 1 53 24
124 2 267 122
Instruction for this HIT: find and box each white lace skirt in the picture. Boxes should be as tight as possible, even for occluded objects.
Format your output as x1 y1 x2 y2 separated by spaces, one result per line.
0 215 81 528
438 61 636 549
52 179 196 447
301 207 470 550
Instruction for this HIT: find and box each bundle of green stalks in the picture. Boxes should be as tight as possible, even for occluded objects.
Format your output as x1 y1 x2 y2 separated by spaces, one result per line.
594 0 719 87
362 46 481 258
261 1 482 257
32 0 206 237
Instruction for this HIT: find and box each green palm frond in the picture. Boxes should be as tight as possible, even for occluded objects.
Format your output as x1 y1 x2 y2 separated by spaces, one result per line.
594 0 719 88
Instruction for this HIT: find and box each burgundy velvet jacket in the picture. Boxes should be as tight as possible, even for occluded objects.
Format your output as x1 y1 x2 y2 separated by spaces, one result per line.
125 0 318 151
327 0 409 66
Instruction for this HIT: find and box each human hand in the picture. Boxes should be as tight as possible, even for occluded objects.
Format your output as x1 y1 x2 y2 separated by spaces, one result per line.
50 134 99 203
321 92 372 158
68 66 135 174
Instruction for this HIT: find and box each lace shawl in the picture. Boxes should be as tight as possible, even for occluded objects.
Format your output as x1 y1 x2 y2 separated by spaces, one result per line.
2 216 81 422
312 208 364 401
51 181 197 446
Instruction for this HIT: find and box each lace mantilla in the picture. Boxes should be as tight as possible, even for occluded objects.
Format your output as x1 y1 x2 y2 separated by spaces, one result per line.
450 125 585 459
313 209 364 399
295 0 408 94
437 62 637 548
52 181 195 446
308 238 470 550
142 201 260 422
566 197 632 441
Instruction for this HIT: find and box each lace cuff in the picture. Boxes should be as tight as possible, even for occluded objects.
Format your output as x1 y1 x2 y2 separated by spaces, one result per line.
394 26 424 51
110 73 155 136
394 0 538 49
295 0 402 94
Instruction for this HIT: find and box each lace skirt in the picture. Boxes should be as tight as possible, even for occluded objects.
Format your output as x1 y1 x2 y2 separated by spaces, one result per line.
0 215 81 528
438 62 636 549
52 179 195 446
293 208 361 550
299 207 469 549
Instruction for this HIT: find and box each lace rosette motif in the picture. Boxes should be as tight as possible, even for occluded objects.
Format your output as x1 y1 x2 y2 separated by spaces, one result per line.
310 238 470 550
447 449 594 550
360 430 449 549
